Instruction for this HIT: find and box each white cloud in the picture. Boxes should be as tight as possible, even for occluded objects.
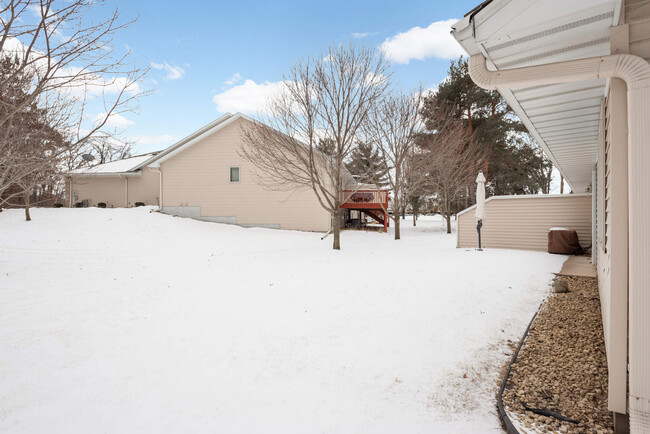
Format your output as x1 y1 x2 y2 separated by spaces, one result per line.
132 134 177 146
380 19 464 64
59 68 141 97
2 38 141 100
224 72 243 86
364 72 387 87
212 79 287 115
352 32 376 39
94 112 134 129
150 61 185 80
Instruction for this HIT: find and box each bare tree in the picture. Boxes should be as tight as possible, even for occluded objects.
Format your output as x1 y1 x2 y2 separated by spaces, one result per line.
0 0 147 210
362 89 426 240
421 113 484 234
240 43 391 250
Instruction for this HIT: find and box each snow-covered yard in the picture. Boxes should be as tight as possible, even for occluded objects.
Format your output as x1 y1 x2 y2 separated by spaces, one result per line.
0 208 565 433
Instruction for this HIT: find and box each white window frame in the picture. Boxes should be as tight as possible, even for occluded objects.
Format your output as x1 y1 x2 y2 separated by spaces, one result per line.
229 166 240 183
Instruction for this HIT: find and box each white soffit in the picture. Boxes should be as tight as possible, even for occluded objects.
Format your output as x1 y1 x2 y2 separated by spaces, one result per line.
452 0 622 192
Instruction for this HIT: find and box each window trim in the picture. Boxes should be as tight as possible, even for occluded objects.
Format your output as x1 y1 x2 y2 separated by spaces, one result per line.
229 166 240 183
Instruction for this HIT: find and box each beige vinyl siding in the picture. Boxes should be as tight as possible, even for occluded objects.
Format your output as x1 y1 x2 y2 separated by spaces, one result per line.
622 2 650 424
68 169 159 208
596 11 637 414
126 168 159 206
70 176 126 208
160 117 331 232
457 194 592 251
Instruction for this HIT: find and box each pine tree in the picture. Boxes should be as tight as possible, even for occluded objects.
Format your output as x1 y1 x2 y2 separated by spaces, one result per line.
421 57 551 199
346 141 388 186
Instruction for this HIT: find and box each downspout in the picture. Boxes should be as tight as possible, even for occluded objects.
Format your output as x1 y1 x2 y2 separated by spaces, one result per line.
469 53 650 432
150 166 162 210
119 175 128 208
68 177 73 208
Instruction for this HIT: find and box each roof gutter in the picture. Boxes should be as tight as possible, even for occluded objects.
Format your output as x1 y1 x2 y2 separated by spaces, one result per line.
469 52 650 431
66 171 142 178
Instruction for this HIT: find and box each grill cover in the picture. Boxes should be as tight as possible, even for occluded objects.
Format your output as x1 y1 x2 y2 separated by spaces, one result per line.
548 229 582 254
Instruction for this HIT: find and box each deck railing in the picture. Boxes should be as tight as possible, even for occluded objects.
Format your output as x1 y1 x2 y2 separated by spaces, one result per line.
340 190 388 207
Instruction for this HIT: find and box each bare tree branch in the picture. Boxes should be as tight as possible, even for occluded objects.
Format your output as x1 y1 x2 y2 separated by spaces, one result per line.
240 43 391 250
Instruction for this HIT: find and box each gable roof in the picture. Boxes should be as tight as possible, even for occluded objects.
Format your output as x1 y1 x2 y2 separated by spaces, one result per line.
67 112 358 186
68 153 159 176
137 113 256 168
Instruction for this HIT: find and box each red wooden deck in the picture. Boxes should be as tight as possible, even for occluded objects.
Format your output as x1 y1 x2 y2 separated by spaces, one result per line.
340 190 389 232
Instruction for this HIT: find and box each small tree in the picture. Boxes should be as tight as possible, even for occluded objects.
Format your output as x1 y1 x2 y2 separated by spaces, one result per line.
0 0 147 210
363 89 425 240
420 113 484 234
241 43 391 250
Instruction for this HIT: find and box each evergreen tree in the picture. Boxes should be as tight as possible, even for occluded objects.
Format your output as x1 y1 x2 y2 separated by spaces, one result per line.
0 56 66 218
420 57 552 199
346 141 388 186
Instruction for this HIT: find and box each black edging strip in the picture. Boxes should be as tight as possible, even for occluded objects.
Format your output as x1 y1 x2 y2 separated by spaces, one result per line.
497 302 544 434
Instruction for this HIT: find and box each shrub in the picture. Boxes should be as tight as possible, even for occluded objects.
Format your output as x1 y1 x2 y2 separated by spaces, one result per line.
97 202 107 208
53 203 64 208
134 202 145 207
75 202 84 208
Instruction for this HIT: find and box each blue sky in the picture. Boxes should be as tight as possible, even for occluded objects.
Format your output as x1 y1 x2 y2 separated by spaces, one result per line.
91 0 480 154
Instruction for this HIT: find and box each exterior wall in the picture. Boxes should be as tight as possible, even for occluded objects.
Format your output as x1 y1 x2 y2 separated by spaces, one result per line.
596 24 631 416
611 1 650 426
126 168 159 207
69 176 126 208
457 194 592 251
159 117 331 232
68 169 159 208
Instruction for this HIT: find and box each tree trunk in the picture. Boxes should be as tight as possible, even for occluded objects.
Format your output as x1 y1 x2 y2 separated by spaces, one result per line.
24 191 31 221
332 209 341 250
560 174 564 194
446 213 451 234
413 213 416 226
394 198 401 240
394 214 401 240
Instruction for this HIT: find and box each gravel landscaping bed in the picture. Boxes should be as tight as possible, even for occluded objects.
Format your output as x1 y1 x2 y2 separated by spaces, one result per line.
501 276 613 434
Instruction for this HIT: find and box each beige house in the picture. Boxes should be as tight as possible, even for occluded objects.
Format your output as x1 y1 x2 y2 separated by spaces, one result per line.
452 0 650 431
149 113 331 231
66 153 161 208
67 113 332 232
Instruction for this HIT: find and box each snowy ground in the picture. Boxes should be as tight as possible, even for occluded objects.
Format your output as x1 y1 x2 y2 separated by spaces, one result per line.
0 208 566 433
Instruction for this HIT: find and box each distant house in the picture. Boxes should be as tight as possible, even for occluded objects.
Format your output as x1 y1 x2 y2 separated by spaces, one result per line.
147 113 335 231
66 113 390 232
66 153 160 208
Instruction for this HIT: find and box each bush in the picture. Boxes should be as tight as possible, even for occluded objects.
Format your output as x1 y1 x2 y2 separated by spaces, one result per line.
97 202 107 208
53 203 64 208
134 202 145 207
75 202 84 208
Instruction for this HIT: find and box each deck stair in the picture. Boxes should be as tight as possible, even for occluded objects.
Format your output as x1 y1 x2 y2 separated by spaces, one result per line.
339 189 390 232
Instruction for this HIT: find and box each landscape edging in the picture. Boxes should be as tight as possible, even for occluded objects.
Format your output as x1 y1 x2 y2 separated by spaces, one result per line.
497 302 544 434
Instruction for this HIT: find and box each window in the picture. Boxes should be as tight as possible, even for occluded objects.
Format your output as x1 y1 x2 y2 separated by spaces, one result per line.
229 166 240 183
